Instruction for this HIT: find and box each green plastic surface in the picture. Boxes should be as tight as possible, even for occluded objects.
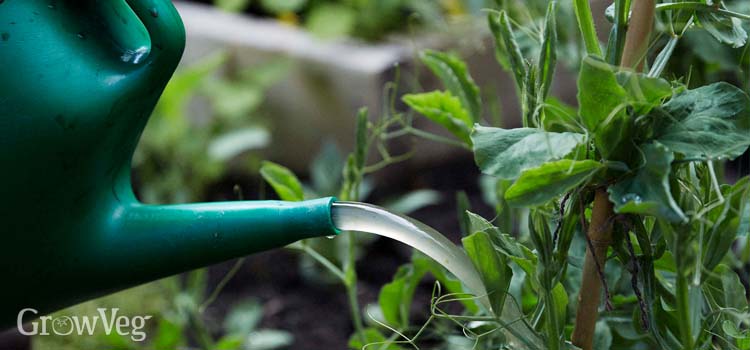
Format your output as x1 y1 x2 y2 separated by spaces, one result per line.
0 0 338 328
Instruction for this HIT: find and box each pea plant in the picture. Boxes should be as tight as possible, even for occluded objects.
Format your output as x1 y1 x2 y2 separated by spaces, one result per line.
367 0 750 349
259 96 462 347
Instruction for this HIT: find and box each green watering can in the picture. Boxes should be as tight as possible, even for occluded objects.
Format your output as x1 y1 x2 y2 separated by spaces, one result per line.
0 0 339 328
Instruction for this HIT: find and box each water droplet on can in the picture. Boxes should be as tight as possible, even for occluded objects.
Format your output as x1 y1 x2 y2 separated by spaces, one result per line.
621 193 642 204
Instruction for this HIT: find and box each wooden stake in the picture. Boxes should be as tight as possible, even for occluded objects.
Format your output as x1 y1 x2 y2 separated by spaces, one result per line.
621 0 656 69
571 1 655 349
571 189 614 349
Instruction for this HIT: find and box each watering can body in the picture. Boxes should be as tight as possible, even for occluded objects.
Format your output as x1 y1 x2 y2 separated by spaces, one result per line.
0 0 337 328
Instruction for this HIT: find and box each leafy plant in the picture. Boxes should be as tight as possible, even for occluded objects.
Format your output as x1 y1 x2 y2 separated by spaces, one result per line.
364 1 750 349
259 102 458 347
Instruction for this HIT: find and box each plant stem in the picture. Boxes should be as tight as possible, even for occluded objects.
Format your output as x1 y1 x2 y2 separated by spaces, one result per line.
573 0 603 56
199 257 245 313
571 189 614 349
675 259 695 350
544 290 561 350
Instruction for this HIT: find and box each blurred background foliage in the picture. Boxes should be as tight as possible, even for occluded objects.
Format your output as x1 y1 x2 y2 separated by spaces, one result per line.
210 0 491 41
132 52 290 204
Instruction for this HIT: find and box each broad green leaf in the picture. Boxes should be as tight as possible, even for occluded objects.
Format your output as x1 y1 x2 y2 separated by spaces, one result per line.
260 161 304 201
466 211 493 233
697 11 748 48
488 11 526 92
616 71 673 113
578 55 630 159
465 212 525 259
471 125 586 180
577 57 627 142
420 50 482 121
403 91 473 144
462 231 513 315
378 264 425 328
609 142 687 223
537 1 557 101
655 82 750 160
505 160 603 207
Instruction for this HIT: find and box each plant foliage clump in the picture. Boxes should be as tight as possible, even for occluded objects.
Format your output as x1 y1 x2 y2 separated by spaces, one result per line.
374 1 750 349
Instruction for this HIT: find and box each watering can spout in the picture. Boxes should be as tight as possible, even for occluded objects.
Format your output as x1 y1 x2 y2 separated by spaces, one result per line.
106 198 340 282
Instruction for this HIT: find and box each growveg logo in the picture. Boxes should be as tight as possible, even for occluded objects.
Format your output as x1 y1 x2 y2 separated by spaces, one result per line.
17 308 152 341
